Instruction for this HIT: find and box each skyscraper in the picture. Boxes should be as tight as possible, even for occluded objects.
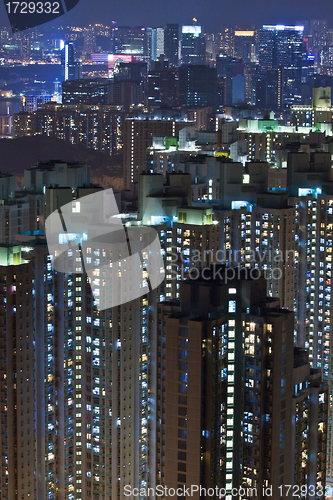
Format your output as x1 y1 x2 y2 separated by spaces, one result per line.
181 26 206 65
61 42 80 82
164 24 179 67
259 25 304 107
152 27 164 61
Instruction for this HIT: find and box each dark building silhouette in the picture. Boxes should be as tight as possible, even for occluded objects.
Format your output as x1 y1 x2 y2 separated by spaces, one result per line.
179 65 217 108
164 24 180 67
147 67 179 107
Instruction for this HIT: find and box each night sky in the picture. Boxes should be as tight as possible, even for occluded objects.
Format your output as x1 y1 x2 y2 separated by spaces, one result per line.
1 0 333 32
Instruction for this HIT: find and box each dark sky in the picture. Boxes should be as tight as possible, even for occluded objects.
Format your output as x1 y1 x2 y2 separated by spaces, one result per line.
1 0 333 33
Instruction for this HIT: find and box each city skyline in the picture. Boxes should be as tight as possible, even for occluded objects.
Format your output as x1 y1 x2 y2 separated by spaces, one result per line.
1 5 333 500
1 1 333 34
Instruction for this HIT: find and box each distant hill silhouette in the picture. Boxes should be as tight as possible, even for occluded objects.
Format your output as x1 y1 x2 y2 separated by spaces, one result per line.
0 136 123 190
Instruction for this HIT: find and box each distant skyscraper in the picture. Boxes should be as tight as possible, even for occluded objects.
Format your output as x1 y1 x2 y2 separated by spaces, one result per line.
61 41 80 82
309 19 328 51
178 65 217 108
181 25 206 65
218 26 235 57
233 30 256 61
152 27 164 60
164 24 179 67
259 25 304 107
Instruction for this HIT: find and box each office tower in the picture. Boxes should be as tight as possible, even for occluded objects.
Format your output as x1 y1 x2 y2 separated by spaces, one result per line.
218 26 234 57
147 67 179 108
152 27 164 61
178 65 217 108
62 79 112 105
259 25 304 107
156 28 165 59
164 24 179 67
158 268 327 498
233 30 256 62
109 81 142 110
130 26 145 53
216 57 244 106
113 25 132 53
231 74 245 105
309 19 328 52
111 26 153 67
255 68 282 109
131 27 153 68
265 68 282 109
13 104 124 156
61 42 76 82
114 61 148 105
83 24 96 59
123 118 193 189
20 34 31 60
181 26 206 65
205 33 218 65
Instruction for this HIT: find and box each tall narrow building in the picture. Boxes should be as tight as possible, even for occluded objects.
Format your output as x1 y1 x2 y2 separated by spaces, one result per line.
158 268 328 498
258 25 303 107
164 24 179 67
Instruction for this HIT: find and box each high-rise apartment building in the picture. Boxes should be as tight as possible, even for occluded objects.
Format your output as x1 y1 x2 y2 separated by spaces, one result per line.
158 268 327 498
62 80 112 105
13 103 124 156
0 173 167 500
123 118 193 189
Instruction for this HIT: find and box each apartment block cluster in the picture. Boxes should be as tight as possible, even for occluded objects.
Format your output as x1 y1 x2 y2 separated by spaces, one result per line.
0 104 331 500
